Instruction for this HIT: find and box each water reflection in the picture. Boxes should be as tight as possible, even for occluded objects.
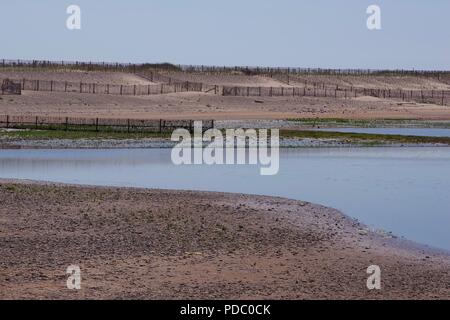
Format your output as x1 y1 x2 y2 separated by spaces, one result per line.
315 127 450 137
0 147 449 251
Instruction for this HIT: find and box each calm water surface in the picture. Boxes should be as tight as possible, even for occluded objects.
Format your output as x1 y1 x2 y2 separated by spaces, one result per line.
0 147 449 251
316 127 450 137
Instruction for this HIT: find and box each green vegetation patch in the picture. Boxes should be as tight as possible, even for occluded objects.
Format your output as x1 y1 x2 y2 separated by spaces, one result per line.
280 129 450 145
0 129 171 140
287 118 450 128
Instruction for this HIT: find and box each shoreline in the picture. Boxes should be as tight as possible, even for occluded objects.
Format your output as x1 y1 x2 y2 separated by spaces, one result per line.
1 179 449 299
1 136 449 150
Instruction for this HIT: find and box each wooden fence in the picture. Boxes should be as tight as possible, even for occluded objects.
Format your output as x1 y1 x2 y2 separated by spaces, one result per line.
222 85 450 106
0 59 180 73
0 115 214 133
2 58 449 77
1 79 21 95
0 78 204 96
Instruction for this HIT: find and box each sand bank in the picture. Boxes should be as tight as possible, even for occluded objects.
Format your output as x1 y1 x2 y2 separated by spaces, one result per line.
1 180 449 299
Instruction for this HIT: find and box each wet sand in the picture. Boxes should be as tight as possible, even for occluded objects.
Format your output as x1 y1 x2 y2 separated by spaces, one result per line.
1 180 449 299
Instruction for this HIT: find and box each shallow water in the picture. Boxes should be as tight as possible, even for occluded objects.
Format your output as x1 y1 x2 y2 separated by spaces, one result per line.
0 147 449 251
315 127 450 137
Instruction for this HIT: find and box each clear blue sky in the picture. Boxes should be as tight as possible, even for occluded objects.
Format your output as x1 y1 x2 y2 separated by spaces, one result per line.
1 0 449 70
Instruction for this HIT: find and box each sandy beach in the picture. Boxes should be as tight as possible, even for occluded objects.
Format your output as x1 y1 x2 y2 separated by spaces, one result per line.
1 180 449 300
1 70 449 121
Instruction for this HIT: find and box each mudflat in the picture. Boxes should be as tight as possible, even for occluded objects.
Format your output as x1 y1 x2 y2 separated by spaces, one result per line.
1 180 449 299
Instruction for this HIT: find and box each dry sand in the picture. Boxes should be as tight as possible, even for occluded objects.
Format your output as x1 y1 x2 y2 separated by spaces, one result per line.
1 180 449 299
0 70 153 85
286 74 450 90
159 72 291 87
1 91 449 120
1 70 449 121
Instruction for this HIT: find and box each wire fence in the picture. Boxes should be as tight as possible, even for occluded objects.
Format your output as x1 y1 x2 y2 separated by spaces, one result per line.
0 115 214 133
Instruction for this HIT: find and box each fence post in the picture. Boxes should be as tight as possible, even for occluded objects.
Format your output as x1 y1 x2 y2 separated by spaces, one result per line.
107 84 109 94
80 82 82 93
133 85 136 96
37 80 40 91
127 119 130 133
65 81 67 92
442 91 445 106
95 118 99 132
35 116 38 129
120 85 123 95
65 117 68 131
159 119 162 133
6 115 9 128
50 80 53 92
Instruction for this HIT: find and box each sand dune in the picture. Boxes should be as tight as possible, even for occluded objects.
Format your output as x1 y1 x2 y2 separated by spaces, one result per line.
158 71 291 87
0 70 154 85
286 75 450 90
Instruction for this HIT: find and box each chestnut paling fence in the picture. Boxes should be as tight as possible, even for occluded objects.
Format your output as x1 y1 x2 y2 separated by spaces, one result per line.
2 58 450 77
0 76 448 106
0 115 214 133
221 85 450 106
1 59 449 105
0 78 205 96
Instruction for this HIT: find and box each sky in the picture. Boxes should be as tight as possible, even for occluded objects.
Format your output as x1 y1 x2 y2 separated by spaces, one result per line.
0 0 449 70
